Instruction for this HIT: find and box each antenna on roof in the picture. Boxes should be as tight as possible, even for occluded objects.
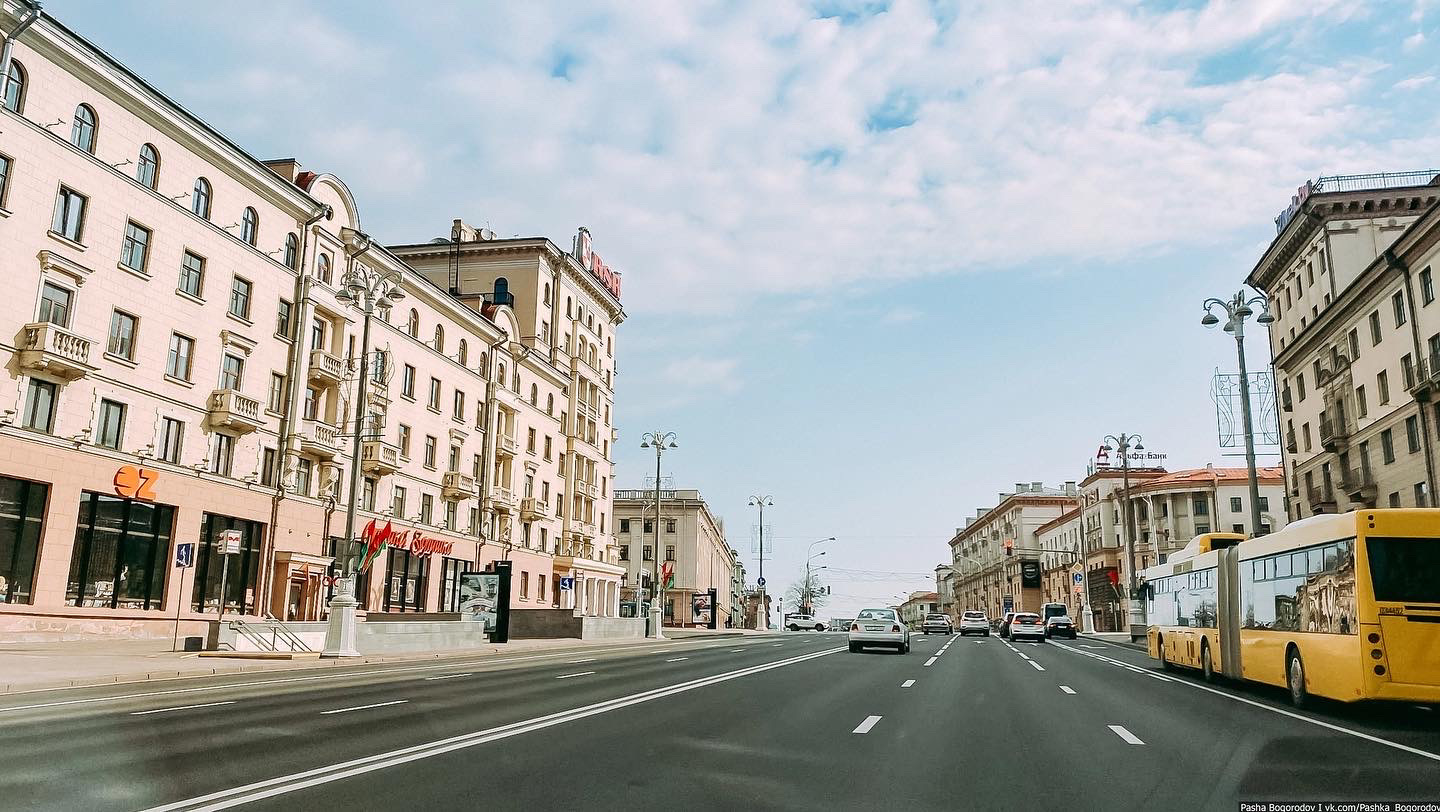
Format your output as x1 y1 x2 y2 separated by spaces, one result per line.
447 219 461 296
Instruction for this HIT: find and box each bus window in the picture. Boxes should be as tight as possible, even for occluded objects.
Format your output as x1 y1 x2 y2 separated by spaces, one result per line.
1308 547 1324 574
1366 537 1440 603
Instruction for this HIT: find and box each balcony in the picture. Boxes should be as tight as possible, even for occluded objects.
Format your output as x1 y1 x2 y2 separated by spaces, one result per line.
1285 429 1298 455
579 479 599 499
1306 483 1337 513
360 440 400 475
298 418 342 459
308 348 346 386
367 378 390 410
491 487 517 513
576 519 597 540
1412 354 1440 401
1318 418 1349 452
17 322 96 380
207 389 264 434
1340 468 1378 505
441 471 476 501
496 434 518 457
1281 388 1293 412
520 497 545 521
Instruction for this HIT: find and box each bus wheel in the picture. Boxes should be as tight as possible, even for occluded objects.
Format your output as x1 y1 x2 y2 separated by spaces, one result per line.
1200 641 1215 683
1286 649 1308 708
1158 638 1173 671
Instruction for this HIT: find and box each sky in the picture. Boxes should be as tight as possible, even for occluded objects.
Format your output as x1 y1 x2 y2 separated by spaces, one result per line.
54 0 1440 620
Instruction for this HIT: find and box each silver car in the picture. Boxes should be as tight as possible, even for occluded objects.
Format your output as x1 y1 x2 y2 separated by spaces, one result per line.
848 608 910 654
959 610 990 636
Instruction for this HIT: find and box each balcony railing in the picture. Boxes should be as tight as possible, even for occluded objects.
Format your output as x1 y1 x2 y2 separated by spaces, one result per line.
442 471 476 501
1306 483 1337 512
299 418 341 458
207 389 264 434
1339 468 1378 504
1411 354 1440 401
18 322 96 380
360 440 400 475
491 487 517 513
308 348 346 386
1318 418 1349 451
579 480 598 499
496 434 518 457
367 377 390 409
1281 388 1293 412
1285 429 1298 455
520 497 545 520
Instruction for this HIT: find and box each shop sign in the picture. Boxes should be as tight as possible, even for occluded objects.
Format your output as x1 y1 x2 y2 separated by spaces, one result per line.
573 227 623 300
358 519 454 571
113 465 159 501
217 529 243 556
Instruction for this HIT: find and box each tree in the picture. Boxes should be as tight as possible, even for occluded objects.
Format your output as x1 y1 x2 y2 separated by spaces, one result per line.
785 571 829 614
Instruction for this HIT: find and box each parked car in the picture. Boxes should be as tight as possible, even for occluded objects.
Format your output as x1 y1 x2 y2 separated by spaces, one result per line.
998 611 1017 638
785 613 826 631
921 613 953 635
959 610 990 636
1009 612 1046 642
1045 615 1077 639
848 608 910 654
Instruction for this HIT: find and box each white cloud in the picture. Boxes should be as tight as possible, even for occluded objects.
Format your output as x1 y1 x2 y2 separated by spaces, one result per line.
1404 31 1426 50
1395 73 1437 90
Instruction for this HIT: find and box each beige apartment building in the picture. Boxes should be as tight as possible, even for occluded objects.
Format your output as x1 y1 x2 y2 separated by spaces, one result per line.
1249 172 1440 518
612 488 736 628
950 483 1076 620
0 6 624 639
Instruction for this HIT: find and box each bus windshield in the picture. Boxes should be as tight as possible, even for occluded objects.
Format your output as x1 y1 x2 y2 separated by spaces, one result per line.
1366 538 1440 603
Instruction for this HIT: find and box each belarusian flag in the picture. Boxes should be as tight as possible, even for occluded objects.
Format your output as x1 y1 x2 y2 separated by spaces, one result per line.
358 519 396 572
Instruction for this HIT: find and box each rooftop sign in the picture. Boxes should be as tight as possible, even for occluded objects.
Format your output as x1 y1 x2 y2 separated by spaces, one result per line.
1273 181 1314 234
574 227 623 301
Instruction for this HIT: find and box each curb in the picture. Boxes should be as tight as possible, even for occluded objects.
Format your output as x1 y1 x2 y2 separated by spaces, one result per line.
1080 635 1148 652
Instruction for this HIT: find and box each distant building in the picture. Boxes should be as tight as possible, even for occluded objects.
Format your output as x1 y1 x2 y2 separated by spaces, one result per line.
899 591 940 628
613 488 735 628
951 482 1078 620
934 564 955 621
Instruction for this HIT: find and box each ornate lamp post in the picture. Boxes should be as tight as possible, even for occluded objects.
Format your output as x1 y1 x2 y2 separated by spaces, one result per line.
640 431 677 639
748 495 773 629
1101 431 1143 640
1202 290 1276 537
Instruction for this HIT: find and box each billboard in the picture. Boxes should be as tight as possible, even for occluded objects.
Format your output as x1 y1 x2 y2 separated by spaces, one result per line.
692 593 712 626
1020 561 1042 588
459 572 501 632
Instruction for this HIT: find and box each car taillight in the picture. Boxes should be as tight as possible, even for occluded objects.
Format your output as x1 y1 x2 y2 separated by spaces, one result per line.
851 623 860 632
892 624 902 632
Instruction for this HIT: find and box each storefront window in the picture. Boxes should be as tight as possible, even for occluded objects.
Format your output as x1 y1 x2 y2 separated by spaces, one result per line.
325 536 370 610
0 476 48 604
439 556 468 612
383 547 428 612
67 492 174 609
191 513 263 614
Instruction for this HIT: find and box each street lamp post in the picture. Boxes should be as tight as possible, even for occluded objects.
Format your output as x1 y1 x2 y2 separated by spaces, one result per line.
1101 432 1143 641
803 537 835 614
321 229 404 658
1202 290 1276 538
640 431 677 639
748 495 773 630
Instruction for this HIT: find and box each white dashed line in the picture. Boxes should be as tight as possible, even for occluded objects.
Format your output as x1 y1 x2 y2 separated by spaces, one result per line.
569 658 597 664
1029 661 1045 671
320 700 408 715
1018 653 1031 661
924 656 938 667
665 657 689 663
1060 685 1076 694
423 673 473 681
852 715 882 734
772 643 783 647
555 671 596 680
901 679 916 688
1108 725 1145 745
731 649 748 653
131 701 235 716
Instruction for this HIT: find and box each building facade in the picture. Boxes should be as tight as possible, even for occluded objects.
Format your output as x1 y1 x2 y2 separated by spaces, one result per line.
612 488 736 628
1248 172 1440 520
899 591 939 628
0 6 624 640
950 482 1077 620
934 564 954 622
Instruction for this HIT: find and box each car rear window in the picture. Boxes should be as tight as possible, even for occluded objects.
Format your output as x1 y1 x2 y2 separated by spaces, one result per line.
1015 614 1039 621
926 614 947 620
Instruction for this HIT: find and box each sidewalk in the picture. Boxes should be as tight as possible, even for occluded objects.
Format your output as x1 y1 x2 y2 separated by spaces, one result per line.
1081 631 1146 651
0 629 758 695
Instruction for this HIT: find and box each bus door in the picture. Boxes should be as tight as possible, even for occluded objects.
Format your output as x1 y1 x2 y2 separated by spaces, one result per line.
1215 546 1243 679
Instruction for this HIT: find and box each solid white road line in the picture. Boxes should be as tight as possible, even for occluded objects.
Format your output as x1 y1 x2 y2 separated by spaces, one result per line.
1049 640 1440 765
569 658 597 664
901 680 916 688
130 701 235 716
1018 653 1031 661
1060 685 1076 694
923 656 938 667
320 700 409 715
1108 725 1145 745
555 671 596 680
665 657 689 663
423 673 473 681
852 715 883 734
139 646 846 812
1029 661 1045 671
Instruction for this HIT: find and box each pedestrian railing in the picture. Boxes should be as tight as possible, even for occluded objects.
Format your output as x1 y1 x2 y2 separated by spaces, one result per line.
229 617 313 653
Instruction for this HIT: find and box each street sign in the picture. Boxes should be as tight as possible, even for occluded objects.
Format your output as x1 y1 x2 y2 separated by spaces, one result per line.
175 542 194 569
1073 584 1083 594
1072 572 1083 585
559 576 574 591
217 529 243 556
756 577 766 587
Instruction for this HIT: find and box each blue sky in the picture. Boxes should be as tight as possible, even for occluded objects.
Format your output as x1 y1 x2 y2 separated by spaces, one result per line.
56 0 1440 618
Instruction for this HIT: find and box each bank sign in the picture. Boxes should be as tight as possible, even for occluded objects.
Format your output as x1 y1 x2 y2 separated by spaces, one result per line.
1095 445 1167 467
573 227 623 301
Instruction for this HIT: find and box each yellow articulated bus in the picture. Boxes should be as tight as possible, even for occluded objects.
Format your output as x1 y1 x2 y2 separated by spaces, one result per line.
1142 509 1440 707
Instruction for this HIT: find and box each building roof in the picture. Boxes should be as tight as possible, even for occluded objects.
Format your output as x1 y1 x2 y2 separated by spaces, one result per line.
1125 466 1283 495
1034 506 1083 536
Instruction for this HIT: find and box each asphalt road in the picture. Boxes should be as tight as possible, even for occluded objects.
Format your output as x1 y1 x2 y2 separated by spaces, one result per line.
1 631 1438 811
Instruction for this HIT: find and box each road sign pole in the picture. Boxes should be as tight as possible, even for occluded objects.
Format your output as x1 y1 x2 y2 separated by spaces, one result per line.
172 565 187 652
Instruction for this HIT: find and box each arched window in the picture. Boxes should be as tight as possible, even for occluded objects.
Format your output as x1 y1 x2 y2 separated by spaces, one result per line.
70 104 97 154
192 177 212 219
457 339 468 366
433 324 444 354
543 283 551 306
479 352 488 376
284 233 300 270
566 297 573 318
497 361 506 384
529 384 538 406
317 253 332 285
586 313 594 330
241 207 258 246
406 309 419 338
494 277 509 302
546 393 554 415
2 60 26 114
137 144 160 190
512 371 520 391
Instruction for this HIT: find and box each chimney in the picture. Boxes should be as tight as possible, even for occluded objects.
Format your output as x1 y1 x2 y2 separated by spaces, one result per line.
1065 480 1077 495
1031 481 1043 493
451 219 479 242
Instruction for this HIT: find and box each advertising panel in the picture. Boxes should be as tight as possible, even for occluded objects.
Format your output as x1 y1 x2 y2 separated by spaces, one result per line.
691 593 712 626
459 572 501 632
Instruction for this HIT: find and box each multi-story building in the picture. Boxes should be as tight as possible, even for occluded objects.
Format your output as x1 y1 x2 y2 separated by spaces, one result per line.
729 550 745 627
1036 508 1083 619
0 6 624 640
934 564 954 622
612 488 736 628
950 482 1077 620
1248 172 1440 519
1078 467 1165 631
899 591 939 629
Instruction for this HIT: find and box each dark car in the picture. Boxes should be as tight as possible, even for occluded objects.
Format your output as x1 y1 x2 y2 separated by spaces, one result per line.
1044 615 1077 639
998 611 1017 638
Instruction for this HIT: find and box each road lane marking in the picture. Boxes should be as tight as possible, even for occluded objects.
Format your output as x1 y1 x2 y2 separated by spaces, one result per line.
1080 645 1104 649
852 715 882 734
1108 725 1144 745
771 643 783 647
1018 653 1031 661
320 700 408 715
901 680 916 688
665 657 689 663
139 646 846 812
569 658 597 664
423 673 473 681
1060 686 1076 694
1050 640 1440 765
131 701 235 716
730 649 748 653
555 671 596 680
1149 674 1171 682
923 656 938 667
1029 661 1045 671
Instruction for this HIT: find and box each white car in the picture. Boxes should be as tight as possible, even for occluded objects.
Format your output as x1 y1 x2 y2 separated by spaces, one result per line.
1009 612 1046 642
959 610 990 636
785 613 825 631
848 608 910 654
